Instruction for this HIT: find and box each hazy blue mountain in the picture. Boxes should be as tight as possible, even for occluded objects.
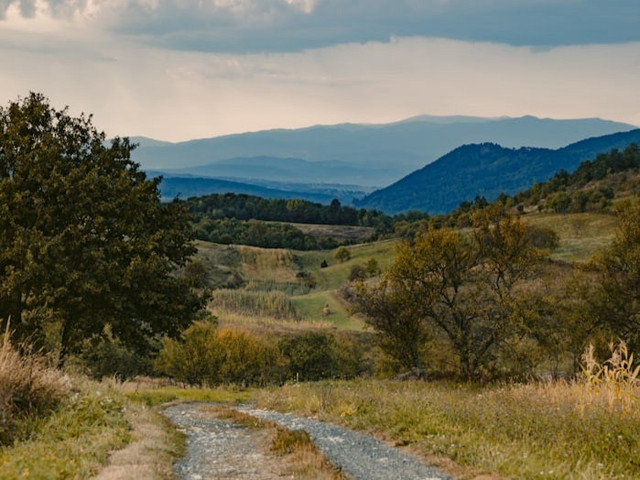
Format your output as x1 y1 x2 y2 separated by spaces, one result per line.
132 115 636 188
156 175 367 204
158 156 399 186
356 129 640 214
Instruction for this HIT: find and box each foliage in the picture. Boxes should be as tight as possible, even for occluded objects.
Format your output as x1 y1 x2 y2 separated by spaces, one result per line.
196 217 320 250
583 200 640 352
0 328 70 445
513 143 640 213
354 205 545 378
72 327 155 381
352 279 431 372
186 193 394 231
155 322 282 386
0 93 202 363
334 246 351 263
278 331 338 382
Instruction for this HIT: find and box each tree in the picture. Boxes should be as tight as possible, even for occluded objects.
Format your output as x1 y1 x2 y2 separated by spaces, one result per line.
587 200 640 352
334 246 351 263
357 205 544 378
0 93 202 363
352 278 431 372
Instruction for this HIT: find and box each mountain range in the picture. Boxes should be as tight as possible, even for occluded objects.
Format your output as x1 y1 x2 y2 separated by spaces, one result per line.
133 115 635 188
356 129 640 214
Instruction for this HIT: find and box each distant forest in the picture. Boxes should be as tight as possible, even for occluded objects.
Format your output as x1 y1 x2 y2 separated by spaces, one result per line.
185 193 429 249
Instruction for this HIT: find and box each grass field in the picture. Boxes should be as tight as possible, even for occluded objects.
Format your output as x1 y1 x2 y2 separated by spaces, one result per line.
284 222 376 243
295 239 397 291
524 212 617 263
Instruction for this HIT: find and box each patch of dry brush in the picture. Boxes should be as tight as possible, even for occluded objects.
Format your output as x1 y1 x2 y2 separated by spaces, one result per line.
0 325 70 444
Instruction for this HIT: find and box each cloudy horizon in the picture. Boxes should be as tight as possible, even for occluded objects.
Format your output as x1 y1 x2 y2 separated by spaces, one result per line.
1 0 639 142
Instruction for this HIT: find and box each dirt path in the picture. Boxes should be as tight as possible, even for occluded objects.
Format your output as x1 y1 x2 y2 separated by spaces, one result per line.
164 403 299 479
164 403 455 480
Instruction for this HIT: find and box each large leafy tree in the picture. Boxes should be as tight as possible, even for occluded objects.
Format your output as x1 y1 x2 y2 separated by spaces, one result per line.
0 93 202 363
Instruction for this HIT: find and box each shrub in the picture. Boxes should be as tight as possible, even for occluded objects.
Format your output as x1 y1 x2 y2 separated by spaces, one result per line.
334 246 351 263
279 332 338 381
0 328 70 445
155 322 282 386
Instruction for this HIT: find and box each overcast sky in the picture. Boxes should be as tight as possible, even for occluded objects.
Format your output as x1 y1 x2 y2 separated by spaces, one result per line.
1 0 639 141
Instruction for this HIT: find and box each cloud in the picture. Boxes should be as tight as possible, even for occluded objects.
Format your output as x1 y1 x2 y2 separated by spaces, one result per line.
1 30 638 141
1 0 640 53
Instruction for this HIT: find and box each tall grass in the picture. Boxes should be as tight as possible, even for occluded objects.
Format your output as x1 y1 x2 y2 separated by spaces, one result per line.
0 379 130 479
209 289 300 320
0 326 70 445
257 347 640 479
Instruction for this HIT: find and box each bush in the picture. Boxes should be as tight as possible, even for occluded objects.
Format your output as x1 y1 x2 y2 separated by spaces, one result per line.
155 321 282 386
0 328 70 445
73 329 154 381
278 332 338 381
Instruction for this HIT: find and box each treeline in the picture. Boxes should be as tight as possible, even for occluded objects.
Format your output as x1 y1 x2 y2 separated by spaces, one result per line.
186 193 406 230
186 193 432 249
405 144 640 232
195 217 336 250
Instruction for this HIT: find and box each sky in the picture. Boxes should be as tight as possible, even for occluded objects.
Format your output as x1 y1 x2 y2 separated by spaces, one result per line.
1 0 639 142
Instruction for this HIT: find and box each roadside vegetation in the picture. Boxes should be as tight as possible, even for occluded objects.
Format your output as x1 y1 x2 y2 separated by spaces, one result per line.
2 93 640 478
257 343 640 479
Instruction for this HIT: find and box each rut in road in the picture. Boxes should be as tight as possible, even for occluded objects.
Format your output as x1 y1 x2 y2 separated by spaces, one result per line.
164 402 456 480
164 403 302 479
236 407 455 480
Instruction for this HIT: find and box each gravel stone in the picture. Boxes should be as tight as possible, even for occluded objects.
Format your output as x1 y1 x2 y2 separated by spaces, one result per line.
164 402 455 480
238 406 456 480
163 403 296 480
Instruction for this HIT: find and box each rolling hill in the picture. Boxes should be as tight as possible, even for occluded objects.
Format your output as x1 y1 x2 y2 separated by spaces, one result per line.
356 129 640 214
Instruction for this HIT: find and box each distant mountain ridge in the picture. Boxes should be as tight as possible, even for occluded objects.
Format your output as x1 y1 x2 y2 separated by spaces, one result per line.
156 175 368 205
132 115 636 188
356 129 640 214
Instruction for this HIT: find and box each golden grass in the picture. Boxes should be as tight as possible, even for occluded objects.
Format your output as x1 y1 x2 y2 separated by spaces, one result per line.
257 374 640 480
0 325 71 445
208 289 300 320
237 245 299 284
217 313 334 332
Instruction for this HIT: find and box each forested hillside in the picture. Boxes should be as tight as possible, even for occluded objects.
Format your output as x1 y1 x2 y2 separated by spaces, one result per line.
358 129 640 213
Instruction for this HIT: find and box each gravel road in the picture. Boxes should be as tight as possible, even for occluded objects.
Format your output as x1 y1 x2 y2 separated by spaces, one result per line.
238 406 455 480
164 402 455 480
164 403 300 479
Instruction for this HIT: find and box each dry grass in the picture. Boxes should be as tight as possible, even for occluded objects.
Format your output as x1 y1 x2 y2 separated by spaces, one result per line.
257 364 640 480
0 325 71 445
208 289 300 320
217 313 334 333
283 222 376 243
237 245 299 284
524 212 617 263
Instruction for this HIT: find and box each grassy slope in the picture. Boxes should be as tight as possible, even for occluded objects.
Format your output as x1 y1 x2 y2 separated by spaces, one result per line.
195 210 618 333
524 212 617 263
